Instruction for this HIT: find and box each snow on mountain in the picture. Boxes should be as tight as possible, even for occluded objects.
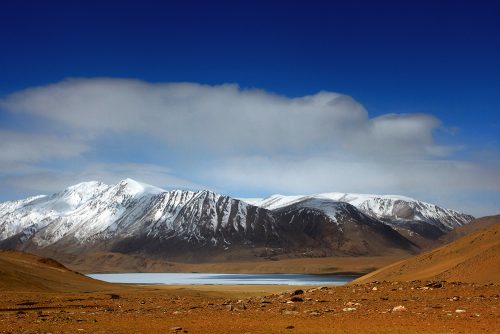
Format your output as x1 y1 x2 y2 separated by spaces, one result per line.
250 192 473 232
0 179 164 246
269 197 347 224
318 192 473 231
0 179 279 250
0 180 474 258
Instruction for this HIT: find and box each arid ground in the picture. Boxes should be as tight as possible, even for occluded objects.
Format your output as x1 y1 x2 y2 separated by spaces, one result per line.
0 281 499 333
1 220 499 333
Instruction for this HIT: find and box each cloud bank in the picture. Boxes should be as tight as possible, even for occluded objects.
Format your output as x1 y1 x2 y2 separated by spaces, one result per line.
0 78 498 216
1 78 442 156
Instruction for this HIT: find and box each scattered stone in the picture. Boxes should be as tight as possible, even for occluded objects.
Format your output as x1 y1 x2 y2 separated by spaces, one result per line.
392 305 407 312
236 302 247 310
282 310 299 315
286 325 295 329
342 307 356 312
17 301 37 306
345 301 360 307
372 287 378 291
109 294 120 300
226 305 233 311
292 289 304 296
170 327 182 332
309 311 321 316
426 281 444 289
455 309 466 313
290 296 303 302
449 296 460 301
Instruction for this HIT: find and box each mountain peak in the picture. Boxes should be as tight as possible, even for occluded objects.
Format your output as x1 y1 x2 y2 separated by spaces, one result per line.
65 180 105 191
115 178 166 196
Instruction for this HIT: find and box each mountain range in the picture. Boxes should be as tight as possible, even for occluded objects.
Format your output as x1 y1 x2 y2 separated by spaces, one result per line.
0 179 474 262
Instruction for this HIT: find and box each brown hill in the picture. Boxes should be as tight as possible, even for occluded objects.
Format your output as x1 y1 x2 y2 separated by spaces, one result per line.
436 214 500 245
0 251 114 292
354 216 500 284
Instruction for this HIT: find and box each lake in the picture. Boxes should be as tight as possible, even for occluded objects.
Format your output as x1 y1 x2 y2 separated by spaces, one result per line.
87 273 357 286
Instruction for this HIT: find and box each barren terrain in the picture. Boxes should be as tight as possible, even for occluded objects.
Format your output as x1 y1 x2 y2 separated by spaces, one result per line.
1 249 499 333
355 219 500 284
0 281 498 333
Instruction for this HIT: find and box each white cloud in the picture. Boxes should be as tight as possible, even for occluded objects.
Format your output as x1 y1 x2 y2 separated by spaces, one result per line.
208 154 500 194
0 78 498 216
4 162 205 194
0 78 446 157
207 155 500 215
0 130 88 170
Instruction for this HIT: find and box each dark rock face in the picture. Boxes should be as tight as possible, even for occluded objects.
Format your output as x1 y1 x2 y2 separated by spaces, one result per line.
271 199 418 256
392 202 415 219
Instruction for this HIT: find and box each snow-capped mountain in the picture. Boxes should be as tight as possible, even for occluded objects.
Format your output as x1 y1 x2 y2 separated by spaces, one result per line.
0 179 473 260
247 192 473 233
270 197 418 255
0 179 280 253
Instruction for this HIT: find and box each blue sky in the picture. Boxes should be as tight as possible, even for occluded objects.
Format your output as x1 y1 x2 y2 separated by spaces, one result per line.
0 0 499 216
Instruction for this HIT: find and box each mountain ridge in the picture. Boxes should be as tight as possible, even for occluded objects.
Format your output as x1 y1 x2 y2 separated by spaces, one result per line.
0 179 474 262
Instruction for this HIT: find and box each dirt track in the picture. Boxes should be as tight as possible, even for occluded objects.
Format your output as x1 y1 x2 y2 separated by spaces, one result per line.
1 281 498 333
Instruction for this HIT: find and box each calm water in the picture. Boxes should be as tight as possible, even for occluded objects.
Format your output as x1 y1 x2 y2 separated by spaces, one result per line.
87 273 356 286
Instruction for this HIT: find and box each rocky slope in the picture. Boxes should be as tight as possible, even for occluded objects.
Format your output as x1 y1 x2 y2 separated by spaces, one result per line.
271 198 416 256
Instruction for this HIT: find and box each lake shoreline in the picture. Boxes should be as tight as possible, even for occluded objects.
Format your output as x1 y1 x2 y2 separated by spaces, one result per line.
87 272 359 286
